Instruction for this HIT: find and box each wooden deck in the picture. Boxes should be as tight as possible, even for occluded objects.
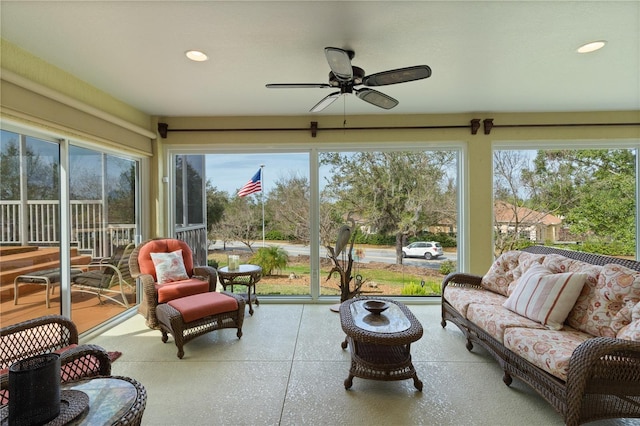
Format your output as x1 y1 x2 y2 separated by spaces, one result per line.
0 246 135 334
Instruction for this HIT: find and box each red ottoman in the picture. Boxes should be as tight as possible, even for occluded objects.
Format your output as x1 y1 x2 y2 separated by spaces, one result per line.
155 291 245 358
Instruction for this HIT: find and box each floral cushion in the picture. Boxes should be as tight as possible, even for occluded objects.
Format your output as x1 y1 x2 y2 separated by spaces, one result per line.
467 303 545 342
504 326 591 381
565 263 640 337
481 251 545 297
151 249 190 284
503 264 587 330
443 285 507 318
617 318 640 341
614 300 640 341
542 254 591 274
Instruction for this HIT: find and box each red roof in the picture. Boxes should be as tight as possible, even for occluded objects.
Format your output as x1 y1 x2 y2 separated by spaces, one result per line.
494 201 562 226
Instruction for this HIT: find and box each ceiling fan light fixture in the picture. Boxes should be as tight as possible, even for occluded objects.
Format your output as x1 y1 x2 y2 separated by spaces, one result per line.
185 50 208 62
576 40 606 54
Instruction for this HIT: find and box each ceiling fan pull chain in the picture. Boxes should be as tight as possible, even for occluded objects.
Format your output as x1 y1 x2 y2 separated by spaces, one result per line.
343 96 347 130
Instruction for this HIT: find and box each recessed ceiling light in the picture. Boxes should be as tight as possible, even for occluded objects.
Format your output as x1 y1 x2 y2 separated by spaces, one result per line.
185 50 208 62
576 40 607 54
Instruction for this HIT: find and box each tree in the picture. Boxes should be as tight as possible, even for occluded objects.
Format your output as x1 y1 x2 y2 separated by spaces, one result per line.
320 151 456 263
494 149 636 256
266 173 310 243
493 150 552 253
205 181 229 235
107 162 136 224
530 149 635 254
214 195 262 250
1 138 59 200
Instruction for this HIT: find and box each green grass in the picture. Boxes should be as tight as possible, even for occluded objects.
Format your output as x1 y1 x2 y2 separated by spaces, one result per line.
209 252 443 296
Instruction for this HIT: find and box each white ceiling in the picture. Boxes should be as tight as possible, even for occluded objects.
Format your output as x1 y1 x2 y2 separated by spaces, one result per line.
1 1 639 117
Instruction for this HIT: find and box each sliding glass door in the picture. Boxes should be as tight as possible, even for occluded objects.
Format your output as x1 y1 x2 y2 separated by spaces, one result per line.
0 127 141 332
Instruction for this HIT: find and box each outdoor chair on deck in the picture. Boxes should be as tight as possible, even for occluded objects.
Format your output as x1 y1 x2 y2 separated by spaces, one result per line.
129 238 244 358
70 243 135 308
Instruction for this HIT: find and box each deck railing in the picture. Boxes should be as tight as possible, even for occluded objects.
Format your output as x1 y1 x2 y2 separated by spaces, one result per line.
1 200 208 261
0 200 136 258
175 225 208 266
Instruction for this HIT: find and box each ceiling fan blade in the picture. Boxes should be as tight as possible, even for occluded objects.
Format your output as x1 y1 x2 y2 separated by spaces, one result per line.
356 88 398 109
310 91 341 112
324 47 353 81
362 65 432 86
266 83 332 89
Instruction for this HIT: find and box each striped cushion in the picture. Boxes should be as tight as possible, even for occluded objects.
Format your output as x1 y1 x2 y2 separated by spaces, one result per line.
503 264 587 330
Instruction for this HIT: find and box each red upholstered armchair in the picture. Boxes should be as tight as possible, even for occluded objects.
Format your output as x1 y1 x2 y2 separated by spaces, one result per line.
129 238 219 329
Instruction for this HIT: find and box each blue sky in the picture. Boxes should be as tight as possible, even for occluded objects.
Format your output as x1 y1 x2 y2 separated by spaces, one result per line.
206 153 311 196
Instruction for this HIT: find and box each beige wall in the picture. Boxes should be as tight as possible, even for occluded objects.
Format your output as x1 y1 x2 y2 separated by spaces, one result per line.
1 38 639 274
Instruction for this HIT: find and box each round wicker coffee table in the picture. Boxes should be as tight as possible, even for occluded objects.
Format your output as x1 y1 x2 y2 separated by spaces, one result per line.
339 297 424 391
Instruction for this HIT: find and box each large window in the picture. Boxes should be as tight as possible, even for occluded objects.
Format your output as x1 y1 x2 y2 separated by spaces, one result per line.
318 149 459 298
0 128 141 332
493 147 637 258
203 147 460 300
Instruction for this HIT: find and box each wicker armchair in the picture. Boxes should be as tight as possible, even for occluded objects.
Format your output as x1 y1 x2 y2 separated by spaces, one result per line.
0 315 111 405
129 238 219 329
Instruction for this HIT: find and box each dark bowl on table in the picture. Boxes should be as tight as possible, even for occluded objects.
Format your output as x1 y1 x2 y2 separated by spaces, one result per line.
363 300 389 315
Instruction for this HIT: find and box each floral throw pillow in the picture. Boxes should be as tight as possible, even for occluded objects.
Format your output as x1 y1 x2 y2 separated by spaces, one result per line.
150 249 189 284
503 264 587 330
481 251 523 296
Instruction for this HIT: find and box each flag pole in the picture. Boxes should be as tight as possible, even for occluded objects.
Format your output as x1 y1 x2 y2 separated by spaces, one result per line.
260 164 265 247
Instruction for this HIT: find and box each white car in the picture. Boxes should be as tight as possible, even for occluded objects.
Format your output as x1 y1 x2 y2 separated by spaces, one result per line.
402 241 443 260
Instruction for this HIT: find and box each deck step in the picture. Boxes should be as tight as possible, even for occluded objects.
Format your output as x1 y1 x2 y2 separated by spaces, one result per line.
0 246 39 256
0 247 93 291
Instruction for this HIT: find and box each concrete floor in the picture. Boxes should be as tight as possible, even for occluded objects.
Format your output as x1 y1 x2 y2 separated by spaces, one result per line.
84 303 638 426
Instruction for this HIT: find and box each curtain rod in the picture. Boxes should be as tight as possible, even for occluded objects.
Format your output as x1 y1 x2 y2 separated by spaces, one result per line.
158 120 481 138
481 118 640 134
157 119 639 139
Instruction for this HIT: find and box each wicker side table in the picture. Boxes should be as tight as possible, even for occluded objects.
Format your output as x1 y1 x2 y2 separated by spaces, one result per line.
340 297 424 391
217 264 262 315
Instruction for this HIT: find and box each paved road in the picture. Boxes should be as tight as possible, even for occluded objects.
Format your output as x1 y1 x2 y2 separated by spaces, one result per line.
209 241 456 270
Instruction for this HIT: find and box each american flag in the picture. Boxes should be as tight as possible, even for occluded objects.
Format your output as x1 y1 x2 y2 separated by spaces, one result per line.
237 169 262 197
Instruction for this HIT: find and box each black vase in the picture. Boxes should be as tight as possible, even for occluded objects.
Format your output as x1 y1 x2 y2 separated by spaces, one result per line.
8 353 61 426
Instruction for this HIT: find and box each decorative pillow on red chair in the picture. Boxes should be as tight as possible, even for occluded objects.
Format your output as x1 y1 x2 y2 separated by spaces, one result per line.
151 249 190 283
137 239 195 280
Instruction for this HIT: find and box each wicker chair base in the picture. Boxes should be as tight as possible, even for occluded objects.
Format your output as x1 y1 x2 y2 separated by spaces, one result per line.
155 292 245 359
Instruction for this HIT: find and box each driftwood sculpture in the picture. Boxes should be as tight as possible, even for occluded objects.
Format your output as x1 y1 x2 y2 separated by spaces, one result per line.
326 226 365 303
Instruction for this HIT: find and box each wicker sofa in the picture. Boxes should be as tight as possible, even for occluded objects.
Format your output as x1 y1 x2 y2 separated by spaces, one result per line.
441 246 640 426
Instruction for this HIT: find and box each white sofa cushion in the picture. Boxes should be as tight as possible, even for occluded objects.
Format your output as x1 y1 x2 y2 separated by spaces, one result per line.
467 303 545 342
567 263 640 337
443 285 506 318
504 326 591 381
481 251 545 297
503 264 587 330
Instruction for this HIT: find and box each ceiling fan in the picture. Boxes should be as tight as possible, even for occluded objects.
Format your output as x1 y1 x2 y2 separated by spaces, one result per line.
265 47 432 112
